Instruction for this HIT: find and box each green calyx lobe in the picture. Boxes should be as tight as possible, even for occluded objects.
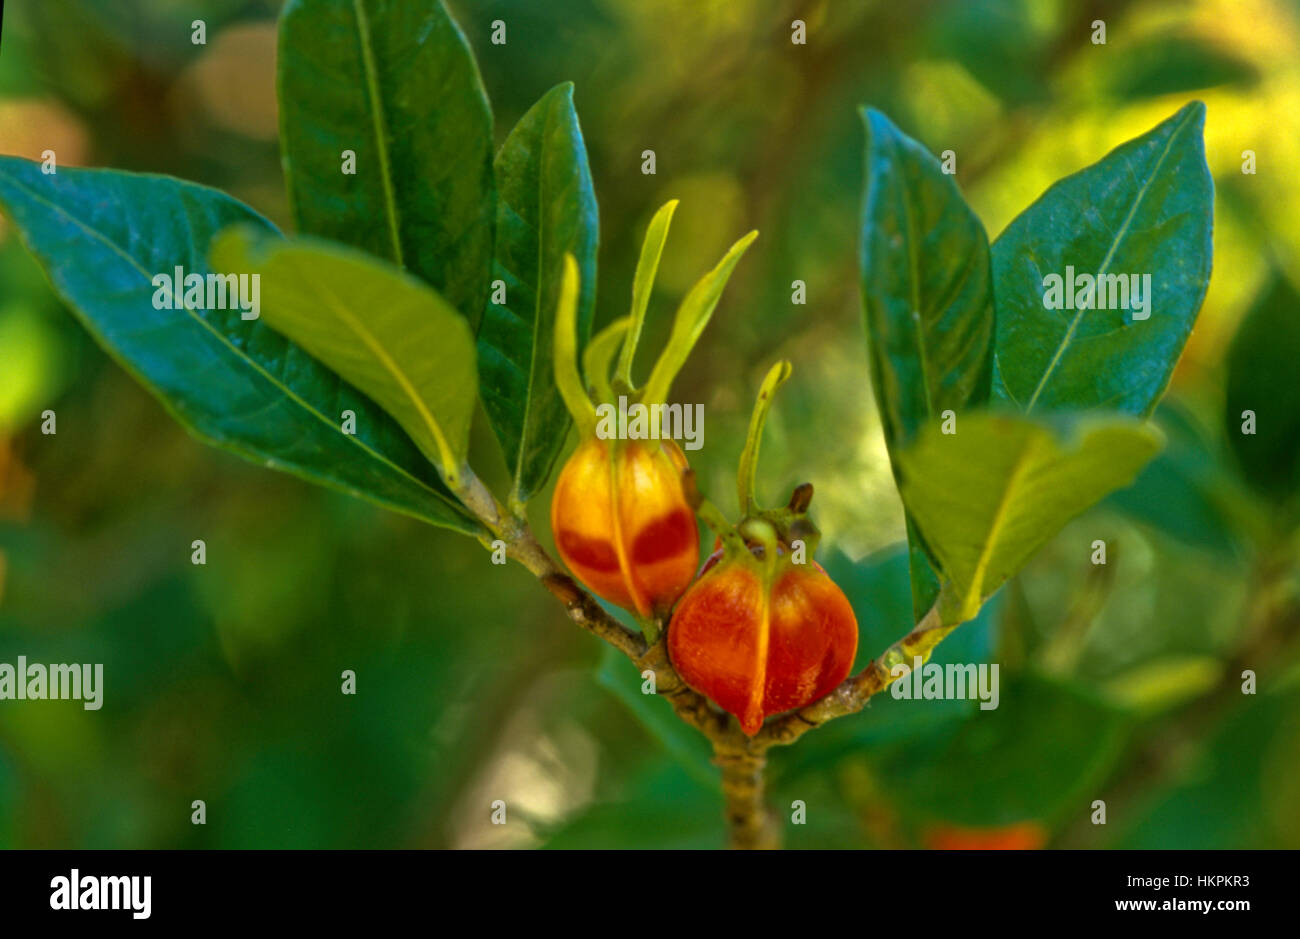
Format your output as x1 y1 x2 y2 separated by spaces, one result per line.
693 361 823 573
553 200 758 435
737 361 821 558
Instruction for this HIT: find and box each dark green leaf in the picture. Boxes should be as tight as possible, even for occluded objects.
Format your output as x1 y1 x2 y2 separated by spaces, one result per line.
478 82 599 506
927 0 1053 107
1224 272 1300 503
859 107 994 457
1109 402 1246 555
879 673 1129 828
1104 35 1259 101
992 102 1214 415
278 0 495 327
905 516 943 621
211 229 479 482
897 411 1162 620
0 157 481 535
858 107 995 615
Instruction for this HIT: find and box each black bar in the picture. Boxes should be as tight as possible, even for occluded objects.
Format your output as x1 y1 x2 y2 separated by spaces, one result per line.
0 848 1286 926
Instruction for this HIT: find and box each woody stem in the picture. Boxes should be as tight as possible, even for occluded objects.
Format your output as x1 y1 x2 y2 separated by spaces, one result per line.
714 736 779 849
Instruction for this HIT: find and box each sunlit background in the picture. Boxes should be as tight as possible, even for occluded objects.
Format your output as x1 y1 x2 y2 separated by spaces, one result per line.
1 0 1298 848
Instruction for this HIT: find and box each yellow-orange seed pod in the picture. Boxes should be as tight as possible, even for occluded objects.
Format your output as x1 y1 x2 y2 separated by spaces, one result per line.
548 205 756 626
551 437 699 618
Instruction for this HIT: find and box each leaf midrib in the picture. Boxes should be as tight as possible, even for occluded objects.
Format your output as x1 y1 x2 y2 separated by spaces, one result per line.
963 430 1042 616
350 0 405 267
1024 109 1194 412
0 166 463 518
281 251 459 475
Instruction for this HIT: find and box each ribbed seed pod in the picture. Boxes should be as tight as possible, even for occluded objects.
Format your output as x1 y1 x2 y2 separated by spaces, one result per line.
551 436 699 619
668 545 857 735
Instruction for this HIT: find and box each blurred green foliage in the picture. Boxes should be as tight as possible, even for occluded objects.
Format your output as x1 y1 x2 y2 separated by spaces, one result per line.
1 0 1298 848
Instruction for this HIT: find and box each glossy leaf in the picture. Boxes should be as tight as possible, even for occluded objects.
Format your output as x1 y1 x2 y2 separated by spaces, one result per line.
859 107 994 618
477 82 599 506
905 516 943 619
278 0 495 327
211 228 478 484
1223 272 1300 503
992 102 1213 415
859 107 994 450
0 157 481 534
897 411 1163 620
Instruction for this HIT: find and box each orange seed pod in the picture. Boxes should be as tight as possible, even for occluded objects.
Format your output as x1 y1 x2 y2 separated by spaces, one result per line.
668 544 858 735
